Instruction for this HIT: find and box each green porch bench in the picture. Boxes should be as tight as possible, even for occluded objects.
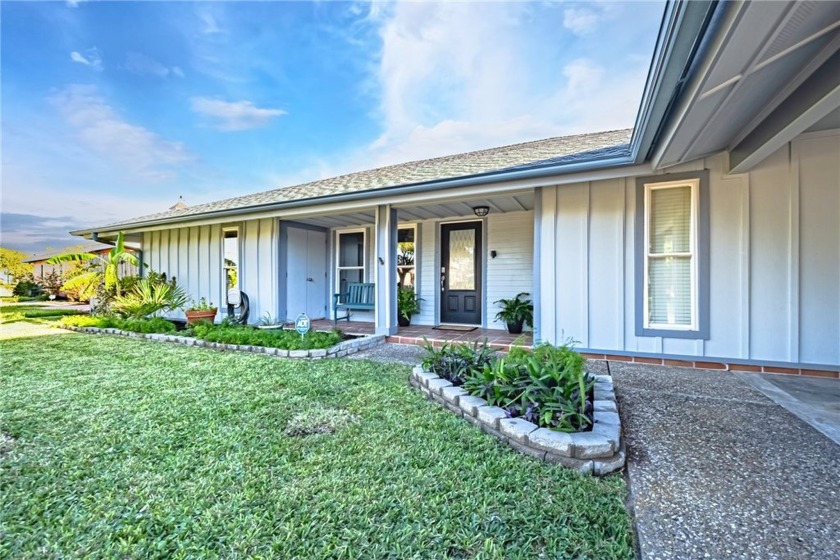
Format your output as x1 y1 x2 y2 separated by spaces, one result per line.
333 282 375 325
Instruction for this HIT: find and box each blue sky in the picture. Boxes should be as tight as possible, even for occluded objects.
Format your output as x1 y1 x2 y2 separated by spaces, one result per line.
1 0 665 254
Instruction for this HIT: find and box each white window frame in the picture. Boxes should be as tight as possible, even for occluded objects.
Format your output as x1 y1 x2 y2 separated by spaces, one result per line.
643 178 699 331
223 227 240 294
397 224 417 288
335 228 367 299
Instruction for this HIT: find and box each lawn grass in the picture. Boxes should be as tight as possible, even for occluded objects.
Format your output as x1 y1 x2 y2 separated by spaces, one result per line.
0 332 634 559
0 304 83 319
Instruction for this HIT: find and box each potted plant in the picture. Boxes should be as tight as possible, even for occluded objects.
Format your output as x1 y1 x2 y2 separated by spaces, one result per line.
185 297 217 325
494 292 533 334
397 286 422 327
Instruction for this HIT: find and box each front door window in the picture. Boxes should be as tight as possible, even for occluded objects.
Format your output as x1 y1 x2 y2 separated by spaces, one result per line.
440 221 482 324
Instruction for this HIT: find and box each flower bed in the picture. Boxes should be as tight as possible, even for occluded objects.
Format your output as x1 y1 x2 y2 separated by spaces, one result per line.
414 341 625 475
59 316 384 358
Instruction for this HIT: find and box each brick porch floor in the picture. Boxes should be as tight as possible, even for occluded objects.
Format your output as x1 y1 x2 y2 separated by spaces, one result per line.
310 319 532 351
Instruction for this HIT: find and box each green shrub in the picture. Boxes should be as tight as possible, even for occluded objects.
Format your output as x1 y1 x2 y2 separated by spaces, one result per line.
59 315 108 328
463 341 593 432
59 315 176 334
0 311 25 324
13 278 41 297
114 317 177 333
421 339 496 385
191 323 342 350
20 308 82 319
111 274 188 318
19 294 49 302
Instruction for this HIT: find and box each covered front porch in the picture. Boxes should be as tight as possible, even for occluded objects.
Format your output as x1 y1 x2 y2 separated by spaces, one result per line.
279 186 537 338
311 319 533 351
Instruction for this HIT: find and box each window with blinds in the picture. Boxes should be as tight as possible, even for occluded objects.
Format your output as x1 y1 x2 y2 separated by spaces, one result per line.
644 181 698 330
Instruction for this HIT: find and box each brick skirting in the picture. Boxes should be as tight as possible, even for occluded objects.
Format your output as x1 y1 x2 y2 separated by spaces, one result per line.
581 353 839 379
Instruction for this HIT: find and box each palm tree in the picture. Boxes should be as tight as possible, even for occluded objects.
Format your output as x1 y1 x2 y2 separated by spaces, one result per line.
47 232 139 297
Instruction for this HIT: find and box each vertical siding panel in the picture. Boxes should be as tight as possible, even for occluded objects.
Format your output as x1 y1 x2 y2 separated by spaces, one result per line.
555 183 587 345
208 225 222 310
142 232 149 275
623 178 637 352
187 227 200 305
703 155 745 359
797 133 840 365
748 146 791 362
155 230 163 273
198 226 209 301
588 179 623 350
582 183 590 347
146 231 156 273
177 227 189 288
243 220 261 321
169 229 179 283
159 230 170 277
257 219 276 321
416 220 437 326
788 142 800 363
740 173 751 359
617 178 626 350
486 212 534 330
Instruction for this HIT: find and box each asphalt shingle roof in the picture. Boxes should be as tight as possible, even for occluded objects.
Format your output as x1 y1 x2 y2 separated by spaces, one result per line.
95 128 632 231
22 242 116 263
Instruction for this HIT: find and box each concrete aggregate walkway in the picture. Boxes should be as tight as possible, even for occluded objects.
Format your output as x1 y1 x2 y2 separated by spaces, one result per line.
600 362 840 560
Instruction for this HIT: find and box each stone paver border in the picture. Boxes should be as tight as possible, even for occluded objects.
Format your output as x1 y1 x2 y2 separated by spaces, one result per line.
60 325 385 359
410 365 625 475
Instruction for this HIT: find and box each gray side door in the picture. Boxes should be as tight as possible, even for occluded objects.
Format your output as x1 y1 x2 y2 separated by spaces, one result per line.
305 229 327 319
285 226 327 321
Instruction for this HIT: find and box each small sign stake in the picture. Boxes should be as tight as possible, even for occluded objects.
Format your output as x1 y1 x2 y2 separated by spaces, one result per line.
295 313 311 339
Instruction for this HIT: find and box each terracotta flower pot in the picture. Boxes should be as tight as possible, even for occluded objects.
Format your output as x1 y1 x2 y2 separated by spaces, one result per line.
186 308 217 325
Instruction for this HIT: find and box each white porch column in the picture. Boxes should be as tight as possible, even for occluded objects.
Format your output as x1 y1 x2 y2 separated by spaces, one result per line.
374 204 398 335
533 186 557 345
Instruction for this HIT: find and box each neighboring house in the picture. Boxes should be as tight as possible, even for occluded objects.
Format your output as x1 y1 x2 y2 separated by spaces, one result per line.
24 243 139 280
72 1 840 374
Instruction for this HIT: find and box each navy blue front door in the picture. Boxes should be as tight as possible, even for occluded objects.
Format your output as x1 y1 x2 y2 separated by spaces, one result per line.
440 222 482 324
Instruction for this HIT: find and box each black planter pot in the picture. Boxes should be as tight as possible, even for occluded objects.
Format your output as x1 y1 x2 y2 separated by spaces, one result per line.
398 315 411 327
506 319 524 334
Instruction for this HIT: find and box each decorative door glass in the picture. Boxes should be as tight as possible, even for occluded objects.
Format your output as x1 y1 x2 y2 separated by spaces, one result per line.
448 228 475 290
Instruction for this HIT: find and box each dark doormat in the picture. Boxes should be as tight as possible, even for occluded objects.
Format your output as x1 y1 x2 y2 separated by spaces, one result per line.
432 325 478 332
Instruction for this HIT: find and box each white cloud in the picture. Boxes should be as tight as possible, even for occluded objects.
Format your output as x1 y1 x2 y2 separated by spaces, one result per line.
70 48 102 71
368 2 535 160
563 58 604 94
123 52 184 78
355 2 644 168
189 97 286 131
66 0 86 8
563 8 600 36
48 84 194 181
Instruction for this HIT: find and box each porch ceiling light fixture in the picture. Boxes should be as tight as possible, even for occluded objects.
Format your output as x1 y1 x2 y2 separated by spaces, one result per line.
473 206 490 217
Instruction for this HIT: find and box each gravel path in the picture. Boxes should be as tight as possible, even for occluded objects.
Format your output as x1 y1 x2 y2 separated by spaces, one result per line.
601 362 840 560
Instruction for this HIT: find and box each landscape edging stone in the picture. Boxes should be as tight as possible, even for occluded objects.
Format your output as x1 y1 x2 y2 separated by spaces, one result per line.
409 365 625 475
60 325 384 359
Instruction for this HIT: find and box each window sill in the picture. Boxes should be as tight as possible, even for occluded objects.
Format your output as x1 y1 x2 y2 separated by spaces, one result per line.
637 326 708 340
